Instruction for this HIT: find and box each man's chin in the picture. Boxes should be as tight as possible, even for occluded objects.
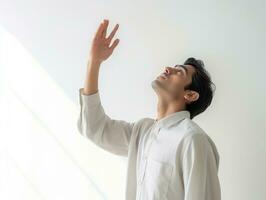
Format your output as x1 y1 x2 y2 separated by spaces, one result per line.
151 79 166 92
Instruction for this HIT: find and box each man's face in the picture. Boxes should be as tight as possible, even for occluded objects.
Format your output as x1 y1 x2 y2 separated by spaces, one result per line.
151 64 196 101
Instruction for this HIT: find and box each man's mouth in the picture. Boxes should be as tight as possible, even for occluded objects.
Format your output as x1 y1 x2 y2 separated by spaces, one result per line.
159 73 168 79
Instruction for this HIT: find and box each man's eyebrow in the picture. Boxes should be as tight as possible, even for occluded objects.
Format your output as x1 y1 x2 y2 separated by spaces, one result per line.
174 64 188 75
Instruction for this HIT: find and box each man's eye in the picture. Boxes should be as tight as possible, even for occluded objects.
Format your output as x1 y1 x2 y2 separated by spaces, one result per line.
176 70 183 75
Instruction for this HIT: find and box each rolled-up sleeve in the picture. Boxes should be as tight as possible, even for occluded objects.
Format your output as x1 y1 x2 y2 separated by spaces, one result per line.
181 133 221 200
77 88 136 157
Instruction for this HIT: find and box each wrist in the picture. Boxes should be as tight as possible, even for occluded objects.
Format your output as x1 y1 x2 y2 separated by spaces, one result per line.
88 58 102 65
87 60 101 71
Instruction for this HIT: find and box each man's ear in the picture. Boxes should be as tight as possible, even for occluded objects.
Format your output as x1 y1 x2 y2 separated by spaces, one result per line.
184 90 199 104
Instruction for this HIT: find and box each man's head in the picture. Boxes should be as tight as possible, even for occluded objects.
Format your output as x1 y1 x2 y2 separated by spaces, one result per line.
151 57 216 119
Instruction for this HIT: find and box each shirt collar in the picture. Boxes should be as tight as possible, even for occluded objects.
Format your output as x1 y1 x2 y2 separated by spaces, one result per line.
154 110 190 129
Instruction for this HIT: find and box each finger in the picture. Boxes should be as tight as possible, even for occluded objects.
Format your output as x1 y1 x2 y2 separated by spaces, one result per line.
107 24 119 42
95 21 104 39
109 38 119 50
102 20 109 38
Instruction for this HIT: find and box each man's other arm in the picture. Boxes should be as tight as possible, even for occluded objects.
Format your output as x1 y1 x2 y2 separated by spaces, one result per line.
181 133 221 200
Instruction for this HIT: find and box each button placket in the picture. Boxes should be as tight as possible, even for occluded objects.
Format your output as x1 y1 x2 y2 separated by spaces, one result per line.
139 157 147 184
144 124 159 158
140 125 161 185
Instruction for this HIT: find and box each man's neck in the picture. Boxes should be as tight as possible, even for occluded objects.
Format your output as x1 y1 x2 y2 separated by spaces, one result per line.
155 99 186 121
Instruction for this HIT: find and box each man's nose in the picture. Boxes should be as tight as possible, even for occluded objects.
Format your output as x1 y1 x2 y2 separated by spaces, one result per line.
164 66 172 75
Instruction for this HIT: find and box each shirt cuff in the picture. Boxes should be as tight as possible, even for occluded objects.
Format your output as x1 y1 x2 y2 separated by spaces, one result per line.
79 88 101 107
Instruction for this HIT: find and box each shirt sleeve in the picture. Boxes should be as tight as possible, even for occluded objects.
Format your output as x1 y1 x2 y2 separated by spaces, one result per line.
77 88 137 157
181 133 221 200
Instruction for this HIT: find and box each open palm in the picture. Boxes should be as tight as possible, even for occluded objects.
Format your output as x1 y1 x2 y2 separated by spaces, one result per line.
89 19 120 63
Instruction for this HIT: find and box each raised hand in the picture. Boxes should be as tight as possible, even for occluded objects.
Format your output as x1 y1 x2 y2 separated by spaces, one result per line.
89 19 120 64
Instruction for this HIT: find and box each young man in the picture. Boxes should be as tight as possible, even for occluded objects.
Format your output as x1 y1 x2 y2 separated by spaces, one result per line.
77 19 221 200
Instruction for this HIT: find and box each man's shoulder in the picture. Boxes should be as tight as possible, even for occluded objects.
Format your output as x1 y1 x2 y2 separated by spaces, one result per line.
183 119 217 147
179 119 220 167
182 118 206 134
170 117 207 139
130 117 155 145
177 118 214 150
134 117 154 129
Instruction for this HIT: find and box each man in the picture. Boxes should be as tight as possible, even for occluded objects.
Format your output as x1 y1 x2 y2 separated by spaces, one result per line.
77 19 221 200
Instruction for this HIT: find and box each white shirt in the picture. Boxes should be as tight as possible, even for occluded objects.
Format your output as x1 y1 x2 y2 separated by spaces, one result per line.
77 88 221 200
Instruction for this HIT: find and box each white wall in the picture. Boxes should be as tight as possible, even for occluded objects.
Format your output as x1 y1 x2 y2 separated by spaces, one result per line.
0 0 265 199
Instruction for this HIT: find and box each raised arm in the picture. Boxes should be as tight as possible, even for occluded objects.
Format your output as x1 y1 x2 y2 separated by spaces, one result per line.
83 19 119 95
77 19 136 157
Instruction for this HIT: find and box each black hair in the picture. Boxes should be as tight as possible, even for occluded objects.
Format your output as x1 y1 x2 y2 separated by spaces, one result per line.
183 57 216 119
